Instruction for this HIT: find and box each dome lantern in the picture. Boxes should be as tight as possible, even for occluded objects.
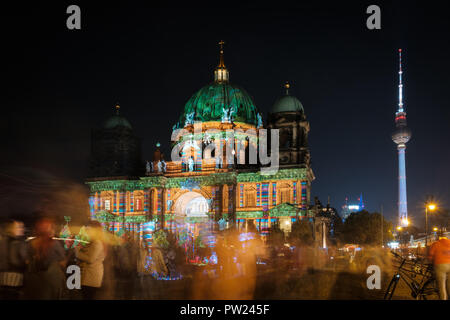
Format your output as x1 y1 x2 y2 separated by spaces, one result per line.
284 81 290 95
176 42 260 128
214 40 229 83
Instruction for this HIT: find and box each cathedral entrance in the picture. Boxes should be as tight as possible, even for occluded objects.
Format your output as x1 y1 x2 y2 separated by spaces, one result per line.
171 192 216 266
173 191 209 217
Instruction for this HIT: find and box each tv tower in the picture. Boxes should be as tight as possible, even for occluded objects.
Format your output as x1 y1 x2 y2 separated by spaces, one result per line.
391 49 411 227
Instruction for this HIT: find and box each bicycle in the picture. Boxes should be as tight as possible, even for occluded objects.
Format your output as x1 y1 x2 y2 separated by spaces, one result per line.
384 251 439 300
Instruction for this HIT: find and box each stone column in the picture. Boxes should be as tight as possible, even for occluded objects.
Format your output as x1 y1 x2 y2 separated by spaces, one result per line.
269 183 273 209
230 184 237 225
292 124 298 148
161 188 166 229
119 190 126 233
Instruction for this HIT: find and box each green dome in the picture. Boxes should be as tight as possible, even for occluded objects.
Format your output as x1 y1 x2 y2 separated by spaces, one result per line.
177 82 260 128
103 115 132 129
271 95 304 114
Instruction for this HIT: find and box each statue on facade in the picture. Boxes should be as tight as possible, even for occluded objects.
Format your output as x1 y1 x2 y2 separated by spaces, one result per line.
222 107 232 123
257 113 263 128
167 200 173 211
185 112 195 127
157 160 163 172
188 157 194 172
145 160 152 175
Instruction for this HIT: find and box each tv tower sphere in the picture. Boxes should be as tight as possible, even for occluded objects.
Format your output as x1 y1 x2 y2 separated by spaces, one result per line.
392 126 411 146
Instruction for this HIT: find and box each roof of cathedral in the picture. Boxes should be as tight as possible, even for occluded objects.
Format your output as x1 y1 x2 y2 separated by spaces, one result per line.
176 41 260 128
271 82 304 114
176 81 259 128
103 104 133 129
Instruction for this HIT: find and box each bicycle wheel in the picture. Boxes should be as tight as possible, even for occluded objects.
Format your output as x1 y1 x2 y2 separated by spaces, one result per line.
384 275 400 300
418 279 439 300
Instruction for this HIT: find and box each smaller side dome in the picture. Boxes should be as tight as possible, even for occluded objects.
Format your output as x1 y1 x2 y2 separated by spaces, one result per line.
270 82 304 114
103 104 133 129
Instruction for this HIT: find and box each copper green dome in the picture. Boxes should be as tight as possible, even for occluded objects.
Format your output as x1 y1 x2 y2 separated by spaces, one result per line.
103 105 132 129
270 82 304 114
271 95 304 113
176 82 260 128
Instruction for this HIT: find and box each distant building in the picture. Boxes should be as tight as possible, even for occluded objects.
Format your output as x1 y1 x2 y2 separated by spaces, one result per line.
310 197 341 248
341 193 365 220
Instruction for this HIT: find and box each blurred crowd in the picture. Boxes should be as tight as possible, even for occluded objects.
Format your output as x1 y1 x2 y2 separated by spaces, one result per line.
0 218 147 300
1 218 448 300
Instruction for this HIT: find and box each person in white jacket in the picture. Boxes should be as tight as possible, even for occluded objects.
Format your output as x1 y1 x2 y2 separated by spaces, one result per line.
75 221 106 300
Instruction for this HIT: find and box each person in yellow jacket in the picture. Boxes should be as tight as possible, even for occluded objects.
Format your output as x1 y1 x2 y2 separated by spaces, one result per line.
75 221 106 300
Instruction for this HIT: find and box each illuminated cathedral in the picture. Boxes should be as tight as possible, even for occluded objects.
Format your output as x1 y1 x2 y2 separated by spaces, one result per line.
86 42 324 251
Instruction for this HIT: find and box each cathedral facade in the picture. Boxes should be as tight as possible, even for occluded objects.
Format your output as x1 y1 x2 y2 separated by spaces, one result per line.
86 43 315 242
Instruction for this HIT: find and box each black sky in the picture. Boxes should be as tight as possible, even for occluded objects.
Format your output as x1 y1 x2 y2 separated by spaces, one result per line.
2 1 450 225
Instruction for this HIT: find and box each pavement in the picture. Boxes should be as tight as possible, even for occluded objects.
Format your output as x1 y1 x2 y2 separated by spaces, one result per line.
114 267 415 300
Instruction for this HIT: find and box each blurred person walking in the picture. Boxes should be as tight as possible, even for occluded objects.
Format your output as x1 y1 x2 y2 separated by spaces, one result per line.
114 233 139 299
428 235 450 300
209 228 241 299
136 241 151 299
75 221 106 300
0 220 28 299
238 222 265 299
24 218 67 299
150 230 170 298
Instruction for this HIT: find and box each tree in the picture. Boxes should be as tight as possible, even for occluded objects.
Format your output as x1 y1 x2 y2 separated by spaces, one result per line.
289 219 314 246
337 210 393 246
329 214 344 245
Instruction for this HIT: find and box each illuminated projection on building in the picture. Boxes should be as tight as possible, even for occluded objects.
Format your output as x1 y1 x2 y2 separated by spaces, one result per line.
86 42 315 248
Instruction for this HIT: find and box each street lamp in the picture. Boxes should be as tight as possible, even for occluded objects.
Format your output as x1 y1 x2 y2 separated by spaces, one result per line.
425 203 437 247
433 227 438 232
403 218 409 227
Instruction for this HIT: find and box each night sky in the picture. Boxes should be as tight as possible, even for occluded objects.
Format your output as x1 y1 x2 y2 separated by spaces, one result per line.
2 1 450 225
